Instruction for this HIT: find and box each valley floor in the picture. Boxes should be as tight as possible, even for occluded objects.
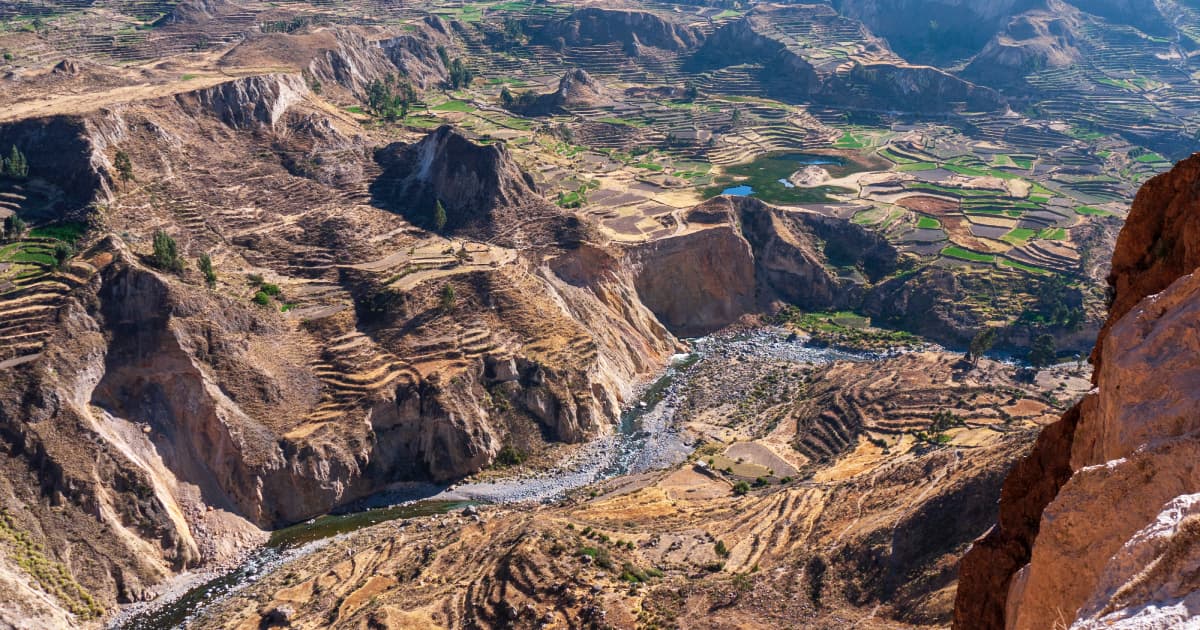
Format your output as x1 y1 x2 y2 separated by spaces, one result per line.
139 330 1089 630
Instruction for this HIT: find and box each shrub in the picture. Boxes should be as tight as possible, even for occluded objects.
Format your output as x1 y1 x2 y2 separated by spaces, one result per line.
52 242 72 269
3 214 25 239
439 283 456 313
3 145 28 179
252 291 270 306
732 481 750 496
714 540 729 558
494 444 526 467
433 200 447 232
151 230 183 272
198 253 216 287
113 150 133 183
259 282 281 296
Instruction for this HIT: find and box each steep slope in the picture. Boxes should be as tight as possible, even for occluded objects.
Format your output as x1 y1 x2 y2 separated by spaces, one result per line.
689 4 1006 114
0 74 680 626
537 7 704 55
627 196 897 336
370 125 566 243
502 68 612 116
955 154 1200 629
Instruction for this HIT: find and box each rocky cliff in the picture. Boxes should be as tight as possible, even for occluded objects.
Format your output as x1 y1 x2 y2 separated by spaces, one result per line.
504 68 612 116
371 125 561 243
0 74 683 626
628 196 898 336
955 154 1200 629
538 7 704 54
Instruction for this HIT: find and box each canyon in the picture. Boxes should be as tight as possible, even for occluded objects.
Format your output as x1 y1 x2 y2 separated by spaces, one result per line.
0 0 1197 628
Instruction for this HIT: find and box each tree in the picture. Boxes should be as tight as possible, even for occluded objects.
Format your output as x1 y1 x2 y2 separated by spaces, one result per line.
3 214 25 240
433 200 447 232
114 150 134 184
1028 333 1057 369
4 145 28 178
365 76 415 121
447 58 474 89
198 253 216 288
151 230 183 272
439 283 456 313
732 481 750 496
967 327 997 367
683 81 699 102
53 242 72 269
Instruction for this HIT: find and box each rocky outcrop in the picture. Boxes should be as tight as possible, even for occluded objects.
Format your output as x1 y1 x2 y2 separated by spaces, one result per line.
0 116 113 214
627 196 899 336
687 16 820 102
538 8 704 54
628 221 756 337
178 73 309 130
955 154 1200 628
962 10 1082 88
505 69 611 116
371 125 556 241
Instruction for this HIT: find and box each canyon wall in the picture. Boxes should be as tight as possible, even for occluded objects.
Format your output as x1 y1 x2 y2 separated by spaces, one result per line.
955 154 1200 629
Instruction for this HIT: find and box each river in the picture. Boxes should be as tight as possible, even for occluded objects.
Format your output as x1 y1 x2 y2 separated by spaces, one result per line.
112 329 867 629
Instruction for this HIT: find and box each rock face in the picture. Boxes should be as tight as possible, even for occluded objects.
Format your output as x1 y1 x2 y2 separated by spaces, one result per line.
371 125 552 240
539 8 704 54
628 196 898 336
955 154 1200 629
179 73 309 129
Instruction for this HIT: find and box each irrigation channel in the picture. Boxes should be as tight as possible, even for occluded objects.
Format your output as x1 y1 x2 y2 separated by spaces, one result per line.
114 329 869 629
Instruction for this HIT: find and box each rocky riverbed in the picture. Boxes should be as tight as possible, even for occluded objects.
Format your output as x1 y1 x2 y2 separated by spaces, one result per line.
112 329 871 629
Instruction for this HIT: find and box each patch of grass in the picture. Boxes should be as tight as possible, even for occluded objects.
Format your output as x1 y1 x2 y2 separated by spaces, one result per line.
432 100 475 112
344 105 365 115
833 131 868 149
898 162 937 172
705 152 862 205
1001 228 1037 246
0 512 104 620
942 246 995 263
1075 205 1113 217
29 221 87 244
916 216 941 229
1038 227 1066 240
181 73 198 81
1000 259 1051 275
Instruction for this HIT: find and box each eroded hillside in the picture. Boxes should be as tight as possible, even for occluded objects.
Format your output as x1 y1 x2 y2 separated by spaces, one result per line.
0 0 1194 628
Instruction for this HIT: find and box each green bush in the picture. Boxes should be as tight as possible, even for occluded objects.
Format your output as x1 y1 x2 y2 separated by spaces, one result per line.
259 282 281 296
732 481 750 496
52 242 72 269
494 444 526 467
151 230 183 273
252 291 271 306
198 253 216 287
